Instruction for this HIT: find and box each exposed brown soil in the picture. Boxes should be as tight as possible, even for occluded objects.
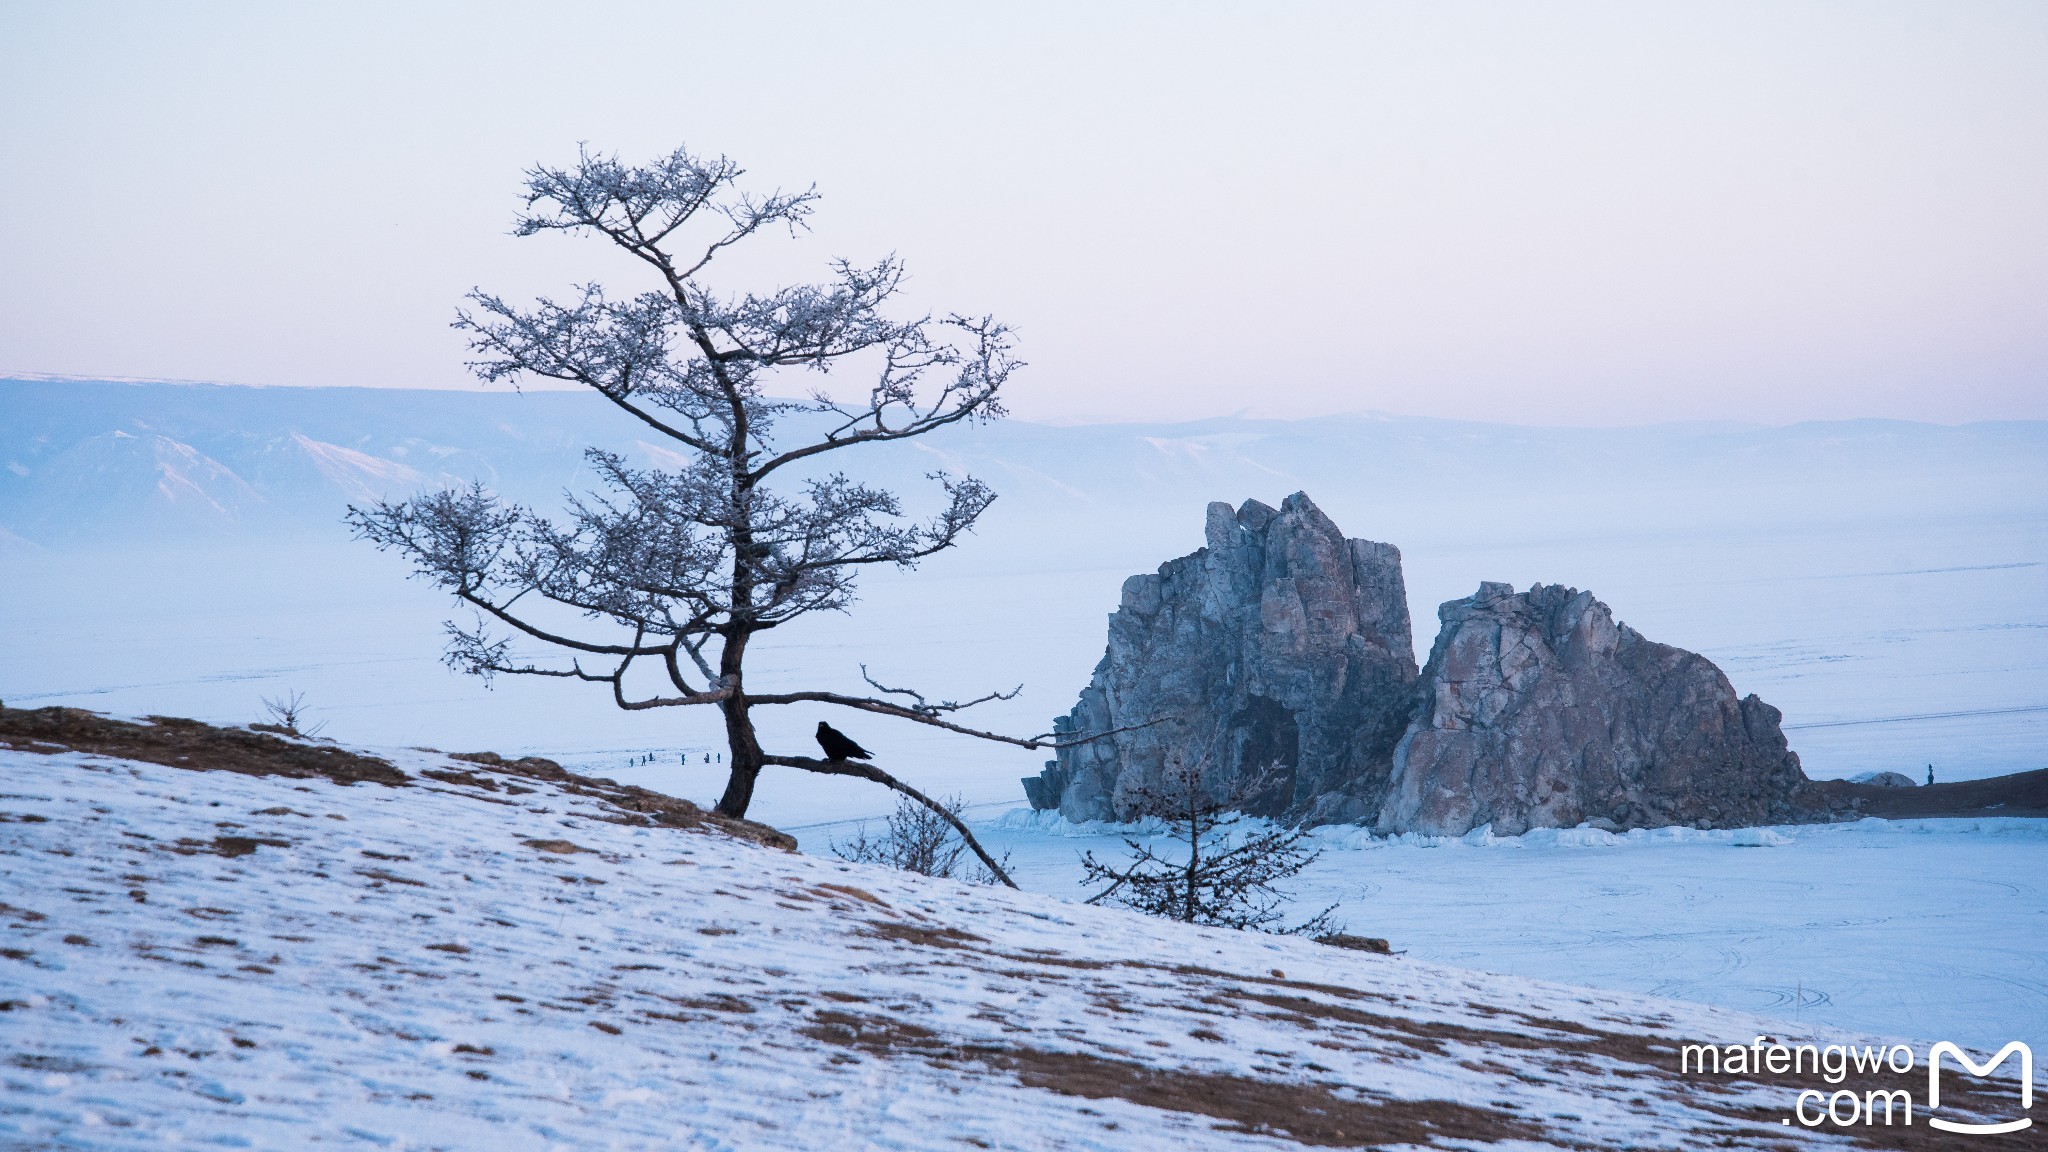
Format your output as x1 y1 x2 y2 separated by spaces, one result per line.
522 839 594 855
1218 987 1561 1056
1223 982 2028 1151
859 920 987 950
1129 962 1403 1007
812 883 886 906
1315 933 1394 955
1232 977 2030 1150
800 1008 1549 1147
1805 767 2048 820
998 949 1115 971
858 940 2028 1150
1000 1048 1550 1148
173 835 294 858
449 751 796 851
0 705 406 787
0 706 795 852
1687 1059 2027 1151
653 992 757 1015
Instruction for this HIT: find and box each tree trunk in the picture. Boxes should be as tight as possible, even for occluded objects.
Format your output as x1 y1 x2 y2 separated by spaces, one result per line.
714 628 765 818
715 697 765 818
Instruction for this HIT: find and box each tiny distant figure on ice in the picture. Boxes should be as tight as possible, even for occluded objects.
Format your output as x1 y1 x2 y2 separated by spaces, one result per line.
1927 764 1935 786
816 722 872 762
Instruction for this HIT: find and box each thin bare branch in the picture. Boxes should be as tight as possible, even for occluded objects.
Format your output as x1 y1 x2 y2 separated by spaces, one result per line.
859 665 1022 716
747 691 1168 749
763 754 1015 888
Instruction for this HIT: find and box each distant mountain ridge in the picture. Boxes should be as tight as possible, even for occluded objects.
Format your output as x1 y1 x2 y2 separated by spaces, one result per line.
5 376 2046 552
0 379 628 542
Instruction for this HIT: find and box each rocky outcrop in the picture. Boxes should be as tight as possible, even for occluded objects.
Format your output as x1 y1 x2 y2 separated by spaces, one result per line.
1028 493 1418 825
1031 500 1817 835
1376 582 1811 836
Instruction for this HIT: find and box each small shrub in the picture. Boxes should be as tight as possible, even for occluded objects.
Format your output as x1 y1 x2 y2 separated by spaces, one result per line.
834 793 1008 885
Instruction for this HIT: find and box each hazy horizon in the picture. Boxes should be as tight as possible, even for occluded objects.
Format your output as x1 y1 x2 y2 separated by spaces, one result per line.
7 371 2046 433
4 2 2045 427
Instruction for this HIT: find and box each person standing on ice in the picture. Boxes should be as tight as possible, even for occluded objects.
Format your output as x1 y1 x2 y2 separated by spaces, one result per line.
1927 764 1935 786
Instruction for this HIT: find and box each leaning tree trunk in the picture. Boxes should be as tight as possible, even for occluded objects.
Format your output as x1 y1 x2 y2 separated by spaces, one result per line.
714 629 766 818
715 699 766 818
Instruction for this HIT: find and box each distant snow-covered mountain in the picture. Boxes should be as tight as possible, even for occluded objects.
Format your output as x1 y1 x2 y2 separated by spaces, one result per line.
5 376 2045 556
0 379 633 541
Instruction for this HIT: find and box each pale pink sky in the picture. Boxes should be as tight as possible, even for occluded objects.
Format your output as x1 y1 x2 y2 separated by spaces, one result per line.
2 1 2044 425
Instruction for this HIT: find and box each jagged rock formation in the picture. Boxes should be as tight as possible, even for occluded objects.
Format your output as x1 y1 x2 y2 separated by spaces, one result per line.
1376 582 1811 836
1032 498 1820 835
1028 493 1418 824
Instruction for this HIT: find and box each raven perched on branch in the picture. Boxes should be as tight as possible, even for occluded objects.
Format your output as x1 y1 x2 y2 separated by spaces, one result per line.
815 722 872 762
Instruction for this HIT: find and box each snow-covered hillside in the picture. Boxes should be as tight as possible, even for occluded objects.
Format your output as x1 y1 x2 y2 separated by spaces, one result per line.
1 713 2031 1150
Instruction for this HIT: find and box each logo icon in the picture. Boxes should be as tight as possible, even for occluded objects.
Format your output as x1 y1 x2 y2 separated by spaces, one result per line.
1928 1041 2033 1135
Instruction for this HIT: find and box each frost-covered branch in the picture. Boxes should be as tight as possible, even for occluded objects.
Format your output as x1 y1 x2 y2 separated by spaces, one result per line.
748 315 1017 483
353 143 1042 823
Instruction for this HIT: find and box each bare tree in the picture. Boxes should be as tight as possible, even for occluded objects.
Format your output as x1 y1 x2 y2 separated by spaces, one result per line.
833 793 1009 885
1080 755 1337 935
257 690 325 738
348 145 1108 887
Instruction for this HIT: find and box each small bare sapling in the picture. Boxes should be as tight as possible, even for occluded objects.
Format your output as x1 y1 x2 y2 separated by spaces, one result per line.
257 690 326 738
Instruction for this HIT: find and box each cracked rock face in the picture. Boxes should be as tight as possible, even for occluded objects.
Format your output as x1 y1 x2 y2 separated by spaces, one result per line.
1376 582 1811 836
1031 493 1418 825
1030 501 1814 836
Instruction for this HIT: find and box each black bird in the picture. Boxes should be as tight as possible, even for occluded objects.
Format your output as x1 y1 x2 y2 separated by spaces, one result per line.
815 721 872 762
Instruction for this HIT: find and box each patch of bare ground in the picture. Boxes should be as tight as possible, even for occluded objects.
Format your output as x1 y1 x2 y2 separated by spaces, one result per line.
848 934 2021 1151
799 1009 1548 1147
0 706 795 852
0 706 405 786
1673 1059 2027 1152
1467 1015 2028 1150
448 751 795 850
1229 989 2023 1150
653 992 758 1014
1129 962 1405 1006
858 920 987 950
1216 988 1560 1057
1315 933 1394 955
812 882 886 906
998 949 1115 971
522 838 593 855
170 835 293 858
